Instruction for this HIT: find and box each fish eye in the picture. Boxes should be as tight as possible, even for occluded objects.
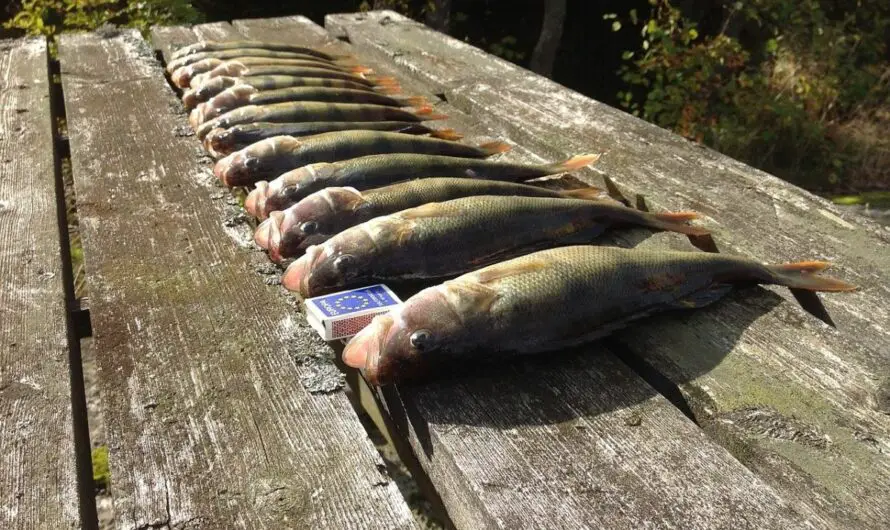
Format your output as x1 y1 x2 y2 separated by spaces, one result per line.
409 329 435 352
333 254 355 271
300 221 319 234
243 157 260 170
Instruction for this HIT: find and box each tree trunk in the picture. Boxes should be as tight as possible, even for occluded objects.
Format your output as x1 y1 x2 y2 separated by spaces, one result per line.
425 0 452 33
529 0 567 78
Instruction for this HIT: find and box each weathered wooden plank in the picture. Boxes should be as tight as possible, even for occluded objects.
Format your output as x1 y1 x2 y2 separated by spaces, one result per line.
0 38 79 528
198 16 829 529
58 30 417 529
327 10 890 527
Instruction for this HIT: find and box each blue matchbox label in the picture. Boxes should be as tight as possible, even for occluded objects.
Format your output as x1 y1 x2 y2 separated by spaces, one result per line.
308 285 399 318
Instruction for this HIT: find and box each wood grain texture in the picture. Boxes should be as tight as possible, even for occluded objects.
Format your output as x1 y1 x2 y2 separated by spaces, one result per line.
58 29 417 529
155 16 830 529
327 10 890 527
0 38 80 529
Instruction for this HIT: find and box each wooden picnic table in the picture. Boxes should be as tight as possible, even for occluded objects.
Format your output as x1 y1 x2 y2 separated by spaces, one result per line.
2 10 889 530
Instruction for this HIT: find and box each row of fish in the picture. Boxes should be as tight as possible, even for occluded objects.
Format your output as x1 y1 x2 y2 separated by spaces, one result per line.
171 40 855 386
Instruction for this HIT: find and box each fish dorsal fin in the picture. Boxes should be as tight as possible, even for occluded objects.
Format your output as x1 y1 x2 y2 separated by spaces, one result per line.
473 257 550 285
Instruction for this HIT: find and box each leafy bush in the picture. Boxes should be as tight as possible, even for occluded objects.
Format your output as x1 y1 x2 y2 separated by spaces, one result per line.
612 0 890 191
5 0 203 36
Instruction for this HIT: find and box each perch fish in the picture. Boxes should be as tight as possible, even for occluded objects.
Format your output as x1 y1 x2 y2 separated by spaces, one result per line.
247 152 600 218
195 101 444 140
256 178 610 261
342 245 856 385
205 122 461 158
171 41 342 61
281 196 709 297
182 75 398 110
172 56 358 88
214 131 509 187
192 85 428 127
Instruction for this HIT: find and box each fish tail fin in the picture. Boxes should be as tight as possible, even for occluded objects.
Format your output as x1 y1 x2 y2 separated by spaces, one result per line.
479 141 512 156
350 65 374 74
332 54 358 63
767 262 856 292
413 105 448 120
405 95 430 107
648 211 711 236
559 186 606 201
429 128 464 141
547 154 602 174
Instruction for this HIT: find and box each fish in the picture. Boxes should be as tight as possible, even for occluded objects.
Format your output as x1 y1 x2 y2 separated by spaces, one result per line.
188 62 393 90
214 131 509 187
182 75 399 110
341 245 856 385
204 122 461 158
246 153 600 219
280 196 709 297
256 178 609 262
172 56 361 89
191 85 429 127
167 47 347 73
195 101 443 140
172 41 343 62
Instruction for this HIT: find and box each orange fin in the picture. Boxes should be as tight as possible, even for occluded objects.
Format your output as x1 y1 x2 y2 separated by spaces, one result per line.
559 186 606 201
375 84 402 95
369 75 400 87
473 257 549 284
772 261 831 273
549 154 602 173
350 65 374 74
413 105 448 120
398 202 454 220
478 141 512 156
649 211 710 236
429 128 463 141
768 261 856 292
405 95 430 107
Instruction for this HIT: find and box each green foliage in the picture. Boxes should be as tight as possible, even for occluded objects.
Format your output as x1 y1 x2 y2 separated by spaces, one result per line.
614 0 890 191
5 0 202 37
91 445 110 491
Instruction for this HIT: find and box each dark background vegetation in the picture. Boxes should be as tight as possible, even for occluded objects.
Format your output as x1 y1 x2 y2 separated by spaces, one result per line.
4 0 889 204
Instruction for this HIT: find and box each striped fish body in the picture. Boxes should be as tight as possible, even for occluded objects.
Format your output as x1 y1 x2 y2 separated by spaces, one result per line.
341 245 854 385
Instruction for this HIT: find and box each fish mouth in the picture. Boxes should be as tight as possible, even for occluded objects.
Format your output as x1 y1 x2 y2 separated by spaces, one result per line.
281 245 326 295
181 90 198 110
254 211 282 250
214 153 253 187
188 107 202 129
342 314 394 385
244 181 268 217
205 128 235 157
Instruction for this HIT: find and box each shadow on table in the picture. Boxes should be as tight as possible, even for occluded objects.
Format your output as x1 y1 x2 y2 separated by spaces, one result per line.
376 284 784 460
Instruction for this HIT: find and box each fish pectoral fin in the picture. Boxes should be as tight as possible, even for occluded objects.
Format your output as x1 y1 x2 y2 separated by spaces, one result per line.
666 284 734 309
472 257 550 284
398 201 458 219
